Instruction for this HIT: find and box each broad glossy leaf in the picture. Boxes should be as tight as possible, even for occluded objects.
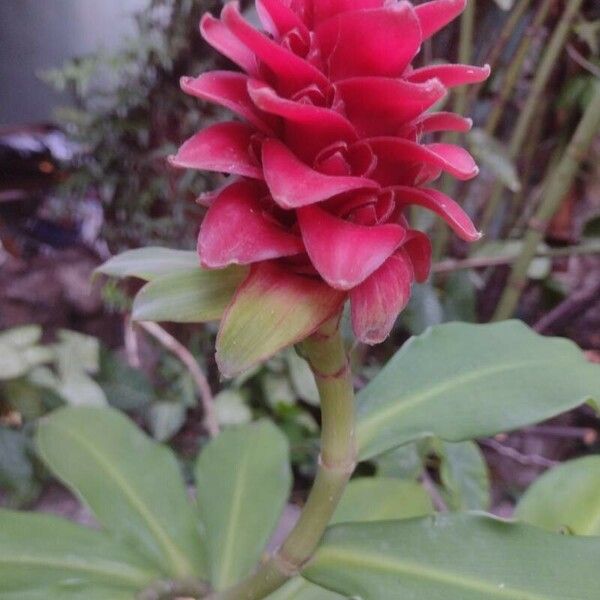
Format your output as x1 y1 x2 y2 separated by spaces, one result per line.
516 456 600 535
132 266 247 322
96 247 199 280
304 513 600 599
268 477 432 600
332 477 432 524
216 263 344 377
195 421 292 590
36 407 206 579
0 510 157 594
357 321 600 460
435 440 490 511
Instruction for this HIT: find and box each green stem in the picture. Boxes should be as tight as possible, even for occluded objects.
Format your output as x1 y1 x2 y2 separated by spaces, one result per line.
484 0 555 136
211 318 356 600
493 82 600 321
468 0 533 105
477 0 581 237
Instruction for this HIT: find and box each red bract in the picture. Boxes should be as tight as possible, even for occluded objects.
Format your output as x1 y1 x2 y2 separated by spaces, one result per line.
172 0 489 346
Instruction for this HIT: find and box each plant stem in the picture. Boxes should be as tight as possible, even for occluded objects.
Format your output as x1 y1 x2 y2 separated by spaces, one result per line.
477 0 581 236
493 81 600 321
484 0 555 136
432 241 600 273
468 0 533 104
139 321 219 438
211 317 356 600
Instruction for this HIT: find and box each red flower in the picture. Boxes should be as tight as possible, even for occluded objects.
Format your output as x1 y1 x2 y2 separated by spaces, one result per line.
171 0 488 347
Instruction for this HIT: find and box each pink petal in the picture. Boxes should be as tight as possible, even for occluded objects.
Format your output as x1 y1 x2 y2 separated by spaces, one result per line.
408 64 491 88
169 122 262 179
222 2 327 91
402 231 432 282
256 0 308 37
415 0 466 40
216 262 345 376
298 204 405 290
398 112 473 137
350 252 413 345
200 13 259 76
392 186 481 242
181 72 275 133
366 137 479 182
315 3 421 81
313 0 388 23
198 180 303 268
262 139 377 209
336 77 446 136
247 80 357 160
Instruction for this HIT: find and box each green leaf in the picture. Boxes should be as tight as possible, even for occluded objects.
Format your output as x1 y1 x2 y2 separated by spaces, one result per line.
375 442 425 480
435 440 490 511
516 456 600 535
0 342 28 380
96 247 199 281
195 421 292 590
468 128 521 192
268 477 432 600
0 427 38 506
267 577 343 600
146 400 187 442
332 477 433 524
36 407 206 579
1 586 135 600
132 267 247 323
214 389 252 427
286 349 320 406
0 510 157 594
304 513 600 599
357 321 600 460
97 348 153 411
0 325 42 348
216 263 344 377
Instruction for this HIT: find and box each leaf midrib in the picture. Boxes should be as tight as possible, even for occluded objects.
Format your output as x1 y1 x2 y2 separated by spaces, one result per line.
0 554 154 588
358 358 581 448
311 545 557 600
216 441 250 587
40 423 194 577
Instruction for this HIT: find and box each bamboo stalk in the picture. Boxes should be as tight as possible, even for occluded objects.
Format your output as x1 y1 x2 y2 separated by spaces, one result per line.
485 0 555 136
469 0 533 103
432 241 600 273
478 0 582 236
493 82 600 321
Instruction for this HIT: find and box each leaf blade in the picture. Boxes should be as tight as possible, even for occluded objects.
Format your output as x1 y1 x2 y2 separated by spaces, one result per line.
36 407 206 579
132 266 247 323
0 510 157 594
96 247 200 281
304 513 600 599
357 321 600 459
195 421 292 590
516 456 600 535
